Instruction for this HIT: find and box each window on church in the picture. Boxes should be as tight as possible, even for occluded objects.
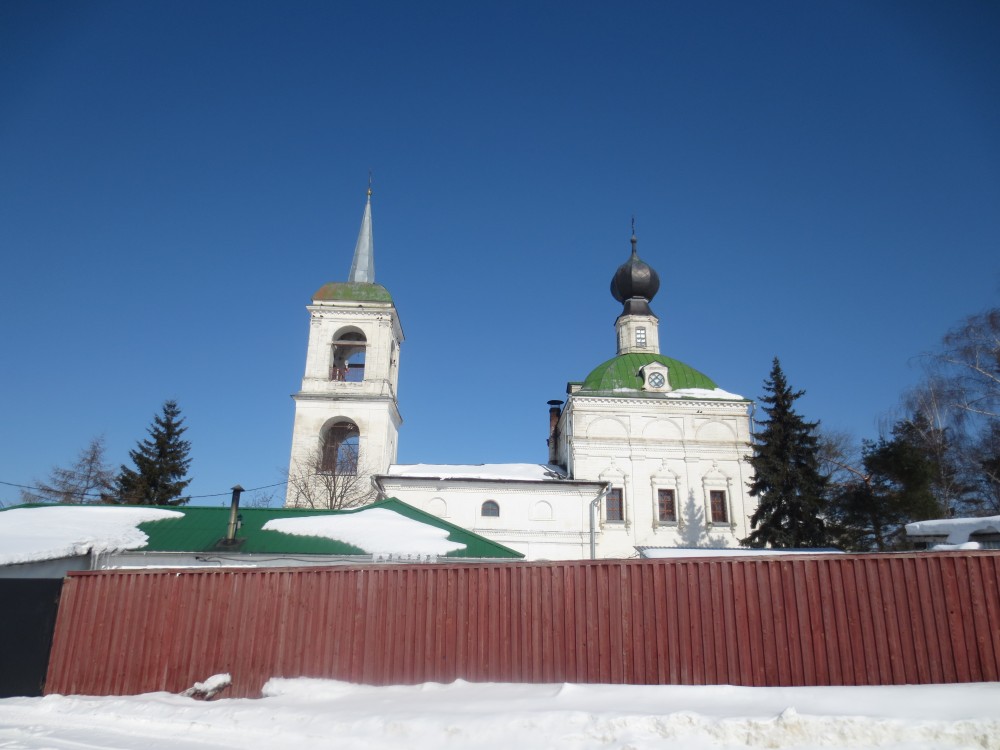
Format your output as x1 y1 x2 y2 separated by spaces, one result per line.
606 488 624 522
321 421 360 475
635 327 646 348
481 500 500 517
657 489 676 523
330 331 366 382
710 490 728 524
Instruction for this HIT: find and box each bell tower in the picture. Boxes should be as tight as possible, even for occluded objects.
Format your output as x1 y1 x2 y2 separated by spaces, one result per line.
285 186 403 507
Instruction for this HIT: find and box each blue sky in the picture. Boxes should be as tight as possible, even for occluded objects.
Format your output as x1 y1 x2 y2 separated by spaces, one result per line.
1 1 998 506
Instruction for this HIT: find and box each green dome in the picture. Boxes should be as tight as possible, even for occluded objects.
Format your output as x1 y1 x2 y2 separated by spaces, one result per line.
580 353 718 394
312 282 393 303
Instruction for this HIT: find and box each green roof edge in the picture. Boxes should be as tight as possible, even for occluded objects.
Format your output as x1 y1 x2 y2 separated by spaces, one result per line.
312 282 393 303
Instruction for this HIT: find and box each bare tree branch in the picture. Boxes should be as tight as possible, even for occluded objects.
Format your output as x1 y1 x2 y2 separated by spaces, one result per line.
285 444 377 510
20 436 115 504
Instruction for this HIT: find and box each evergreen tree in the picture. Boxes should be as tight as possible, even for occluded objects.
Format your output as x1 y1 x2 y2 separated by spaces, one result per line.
827 417 944 550
107 400 192 505
742 358 829 548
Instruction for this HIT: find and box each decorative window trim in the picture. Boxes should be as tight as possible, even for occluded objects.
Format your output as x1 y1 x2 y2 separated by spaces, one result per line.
639 363 671 393
599 464 628 528
650 467 682 528
656 488 678 525
701 465 734 530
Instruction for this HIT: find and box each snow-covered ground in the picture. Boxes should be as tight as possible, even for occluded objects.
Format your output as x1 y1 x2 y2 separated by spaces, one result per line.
1 678 997 749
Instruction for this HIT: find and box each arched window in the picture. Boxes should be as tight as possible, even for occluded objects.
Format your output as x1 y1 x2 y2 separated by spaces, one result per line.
330 331 366 382
321 421 360 475
481 500 500 517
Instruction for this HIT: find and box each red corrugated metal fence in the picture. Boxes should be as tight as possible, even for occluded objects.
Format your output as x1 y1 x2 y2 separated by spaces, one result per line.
45 552 1000 697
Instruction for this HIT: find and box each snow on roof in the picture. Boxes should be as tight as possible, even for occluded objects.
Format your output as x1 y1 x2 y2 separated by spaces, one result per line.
931 542 982 551
638 547 844 558
263 507 466 556
385 463 569 482
905 515 1000 544
0 506 183 566
666 387 745 400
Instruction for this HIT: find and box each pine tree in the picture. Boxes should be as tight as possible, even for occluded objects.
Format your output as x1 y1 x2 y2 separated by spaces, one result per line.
107 400 192 505
742 358 829 548
826 417 944 550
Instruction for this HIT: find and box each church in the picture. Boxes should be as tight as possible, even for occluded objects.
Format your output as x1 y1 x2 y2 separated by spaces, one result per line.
286 189 757 559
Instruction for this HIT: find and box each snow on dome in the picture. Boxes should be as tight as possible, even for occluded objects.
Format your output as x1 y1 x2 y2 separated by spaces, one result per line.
905 515 1000 545
263 508 466 556
385 463 569 481
666 387 745 400
0 506 183 566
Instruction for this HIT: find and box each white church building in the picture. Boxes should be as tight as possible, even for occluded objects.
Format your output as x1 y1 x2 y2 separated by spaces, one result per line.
287 190 757 560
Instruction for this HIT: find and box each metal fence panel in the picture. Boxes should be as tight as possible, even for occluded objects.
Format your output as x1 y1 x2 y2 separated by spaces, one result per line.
45 553 1000 698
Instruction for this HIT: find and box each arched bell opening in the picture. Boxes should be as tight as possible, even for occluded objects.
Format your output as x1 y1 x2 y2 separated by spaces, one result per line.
320 421 361 475
330 330 366 382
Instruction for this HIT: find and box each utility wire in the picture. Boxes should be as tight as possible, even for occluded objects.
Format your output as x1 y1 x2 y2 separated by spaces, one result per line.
0 478 290 500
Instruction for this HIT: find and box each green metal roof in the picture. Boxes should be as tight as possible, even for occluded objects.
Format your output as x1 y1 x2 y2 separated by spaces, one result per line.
312 282 393 303
0 500 523 560
580 353 719 395
136 499 522 558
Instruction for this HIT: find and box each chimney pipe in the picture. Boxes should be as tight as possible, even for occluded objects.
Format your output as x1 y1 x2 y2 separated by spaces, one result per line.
546 400 563 465
225 485 244 543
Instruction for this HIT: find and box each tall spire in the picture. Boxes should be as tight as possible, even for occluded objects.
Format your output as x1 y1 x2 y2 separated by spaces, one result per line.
348 179 375 284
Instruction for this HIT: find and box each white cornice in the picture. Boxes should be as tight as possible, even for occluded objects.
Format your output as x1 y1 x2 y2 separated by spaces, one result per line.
377 477 604 496
307 302 395 313
568 396 750 409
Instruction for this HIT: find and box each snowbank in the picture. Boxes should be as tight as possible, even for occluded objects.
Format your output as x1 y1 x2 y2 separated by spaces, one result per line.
263 507 466 556
0 506 183 565
0 679 997 749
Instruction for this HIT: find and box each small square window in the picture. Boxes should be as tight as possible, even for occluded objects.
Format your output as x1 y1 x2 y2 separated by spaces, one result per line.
606 488 624 522
710 490 728 524
658 489 676 523
635 327 646 347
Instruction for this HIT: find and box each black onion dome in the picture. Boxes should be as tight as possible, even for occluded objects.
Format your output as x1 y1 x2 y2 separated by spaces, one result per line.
610 234 660 316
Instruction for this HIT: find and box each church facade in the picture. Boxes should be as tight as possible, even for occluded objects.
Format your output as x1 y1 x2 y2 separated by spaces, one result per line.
287 191 757 559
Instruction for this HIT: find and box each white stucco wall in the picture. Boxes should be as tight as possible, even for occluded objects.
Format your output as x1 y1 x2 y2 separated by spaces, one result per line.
559 395 755 556
286 299 403 507
377 474 605 560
